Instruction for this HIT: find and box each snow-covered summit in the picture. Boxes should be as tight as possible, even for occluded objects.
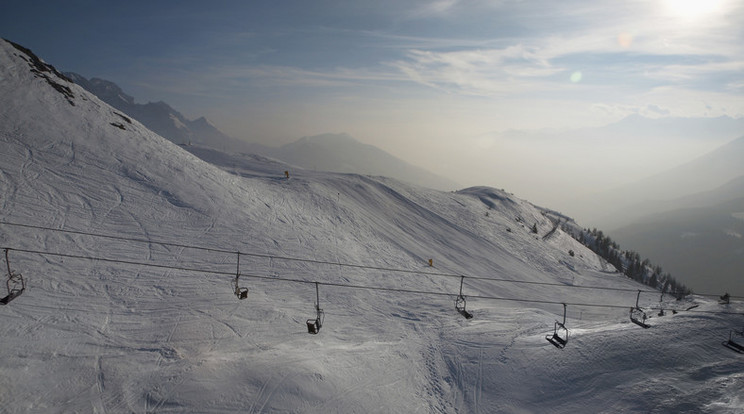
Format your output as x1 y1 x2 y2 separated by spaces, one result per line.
1 39 743 413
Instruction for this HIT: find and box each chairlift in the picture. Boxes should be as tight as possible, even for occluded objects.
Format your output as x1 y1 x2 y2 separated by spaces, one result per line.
546 303 569 349
719 293 730 305
306 282 324 334
722 328 744 354
454 276 473 319
234 276 248 300
1 249 25 305
234 252 248 300
630 290 650 328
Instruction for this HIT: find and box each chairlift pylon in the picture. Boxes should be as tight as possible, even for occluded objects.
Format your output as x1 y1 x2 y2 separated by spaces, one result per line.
630 290 650 328
1 248 25 305
306 282 324 334
546 303 569 349
722 328 744 354
454 276 473 319
234 252 248 300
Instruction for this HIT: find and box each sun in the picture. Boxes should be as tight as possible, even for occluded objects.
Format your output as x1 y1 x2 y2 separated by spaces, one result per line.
663 0 725 20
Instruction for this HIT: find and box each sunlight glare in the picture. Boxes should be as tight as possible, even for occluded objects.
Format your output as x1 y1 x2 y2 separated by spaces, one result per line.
664 0 725 20
617 33 633 49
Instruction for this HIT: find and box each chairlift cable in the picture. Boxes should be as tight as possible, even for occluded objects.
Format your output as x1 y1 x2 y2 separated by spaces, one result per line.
4 221 732 298
3 245 742 315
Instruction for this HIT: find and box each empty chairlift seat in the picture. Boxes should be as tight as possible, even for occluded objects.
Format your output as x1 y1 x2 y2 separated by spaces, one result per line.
307 282 324 334
546 303 569 349
723 329 744 354
454 276 473 319
234 253 248 300
1 249 25 305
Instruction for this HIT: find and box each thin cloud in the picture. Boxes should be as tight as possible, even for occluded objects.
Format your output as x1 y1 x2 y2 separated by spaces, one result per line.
410 0 461 18
132 62 410 101
389 0 743 101
643 60 744 83
389 45 566 97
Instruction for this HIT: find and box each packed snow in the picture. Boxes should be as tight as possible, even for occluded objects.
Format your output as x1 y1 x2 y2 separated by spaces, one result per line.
1 39 743 413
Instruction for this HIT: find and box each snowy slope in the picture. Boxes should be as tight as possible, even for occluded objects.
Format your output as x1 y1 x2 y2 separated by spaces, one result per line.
248 133 461 191
1 38 743 413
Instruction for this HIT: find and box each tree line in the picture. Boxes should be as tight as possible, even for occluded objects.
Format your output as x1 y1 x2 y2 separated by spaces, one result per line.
573 227 691 298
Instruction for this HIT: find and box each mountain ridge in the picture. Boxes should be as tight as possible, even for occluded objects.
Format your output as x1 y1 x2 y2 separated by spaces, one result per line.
583 134 744 230
64 71 249 152
64 73 460 191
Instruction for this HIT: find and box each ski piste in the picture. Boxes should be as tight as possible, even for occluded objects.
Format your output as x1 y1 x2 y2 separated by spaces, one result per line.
1 38 743 413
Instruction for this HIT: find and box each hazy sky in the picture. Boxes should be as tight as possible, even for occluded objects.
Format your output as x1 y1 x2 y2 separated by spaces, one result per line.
2 0 744 212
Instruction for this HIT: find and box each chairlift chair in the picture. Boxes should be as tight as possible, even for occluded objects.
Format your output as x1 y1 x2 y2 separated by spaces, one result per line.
719 293 730 305
630 290 651 329
1 249 25 305
722 329 744 354
235 283 249 300
546 303 569 349
306 312 323 334
307 282 324 334
455 296 473 319
234 253 248 300
454 276 473 319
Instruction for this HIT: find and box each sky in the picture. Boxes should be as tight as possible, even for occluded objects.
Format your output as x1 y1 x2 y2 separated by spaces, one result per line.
2 0 744 213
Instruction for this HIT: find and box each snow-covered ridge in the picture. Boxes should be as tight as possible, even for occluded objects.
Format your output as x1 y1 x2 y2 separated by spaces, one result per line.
64 71 244 152
4 39 76 105
1 39 743 413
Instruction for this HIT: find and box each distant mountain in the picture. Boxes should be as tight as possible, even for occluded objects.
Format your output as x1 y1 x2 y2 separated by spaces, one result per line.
64 72 250 153
65 74 458 191
604 168 744 297
535 120 744 296
586 134 744 230
251 133 460 191
464 114 744 223
599 113 744 143
496 114 744 145
621 134 744 201
611 192 744 297
622 173 744 217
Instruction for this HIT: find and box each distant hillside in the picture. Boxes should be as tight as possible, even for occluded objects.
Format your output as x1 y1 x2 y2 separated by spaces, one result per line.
582 135 744 297
252 133 460 191
583 134 744 230
460 114 744 222
620 174 744 218
621 134 744 202
611 180 744 296
599 113 744 143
